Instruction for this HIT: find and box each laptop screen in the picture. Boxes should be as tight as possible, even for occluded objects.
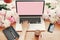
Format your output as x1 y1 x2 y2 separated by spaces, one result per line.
16 0 44 15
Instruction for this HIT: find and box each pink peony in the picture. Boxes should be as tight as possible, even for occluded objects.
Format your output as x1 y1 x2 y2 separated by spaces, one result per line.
7 16 15 23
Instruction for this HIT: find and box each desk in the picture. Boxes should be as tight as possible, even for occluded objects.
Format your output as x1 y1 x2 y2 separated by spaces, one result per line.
0 20 60 40
0 31 43 40
0 19 45 40
0 31 7 40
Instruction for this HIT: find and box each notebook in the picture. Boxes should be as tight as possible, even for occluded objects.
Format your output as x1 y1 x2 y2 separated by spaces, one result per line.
3 26 19 40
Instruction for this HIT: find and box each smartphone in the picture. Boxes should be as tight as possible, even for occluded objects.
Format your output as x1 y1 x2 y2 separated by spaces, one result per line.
48 23 54 33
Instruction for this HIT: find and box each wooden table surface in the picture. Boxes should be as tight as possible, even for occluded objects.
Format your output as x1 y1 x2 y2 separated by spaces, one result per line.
0 20 60 40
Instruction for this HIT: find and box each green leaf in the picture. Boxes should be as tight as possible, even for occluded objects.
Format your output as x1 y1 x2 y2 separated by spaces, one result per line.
46 3 50 6
0 4 10 10
51 8 55 10
48 5 51 8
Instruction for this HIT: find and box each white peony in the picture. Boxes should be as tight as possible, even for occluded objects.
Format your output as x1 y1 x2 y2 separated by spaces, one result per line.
2 19 11 28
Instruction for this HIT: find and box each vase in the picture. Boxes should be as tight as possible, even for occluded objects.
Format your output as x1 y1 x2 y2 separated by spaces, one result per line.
4 0 12 3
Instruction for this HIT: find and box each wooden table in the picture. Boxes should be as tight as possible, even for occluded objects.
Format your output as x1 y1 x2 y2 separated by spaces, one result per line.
0 19 46 40
0 20 60 40
0 31 43 40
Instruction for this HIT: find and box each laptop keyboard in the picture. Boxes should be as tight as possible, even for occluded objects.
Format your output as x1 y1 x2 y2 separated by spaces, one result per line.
19 15 41 24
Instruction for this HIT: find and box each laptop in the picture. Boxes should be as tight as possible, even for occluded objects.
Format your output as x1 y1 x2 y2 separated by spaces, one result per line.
15 0 45 31
16 0 45 24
